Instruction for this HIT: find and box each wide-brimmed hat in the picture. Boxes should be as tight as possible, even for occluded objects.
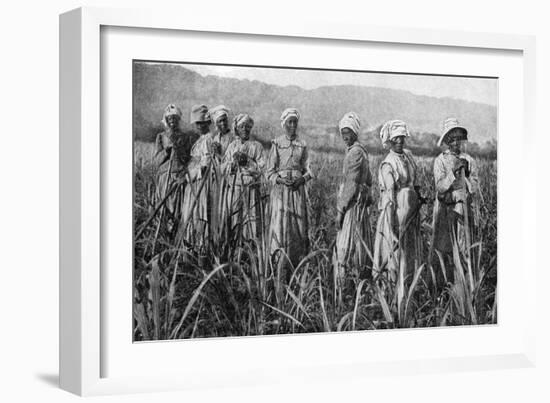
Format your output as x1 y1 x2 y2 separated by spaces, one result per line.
190 104 211 124
438 117 468 147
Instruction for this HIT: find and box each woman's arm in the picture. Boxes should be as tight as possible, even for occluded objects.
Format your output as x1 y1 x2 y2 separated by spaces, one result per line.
266 141 280 185
220 142 236 175
187 138 212 180
245 142 265 177
434 156 455 194
337 148 363 214
379 162 397 207
154 133 172 167
300 144 313 182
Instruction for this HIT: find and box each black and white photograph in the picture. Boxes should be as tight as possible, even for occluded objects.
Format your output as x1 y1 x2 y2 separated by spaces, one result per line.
3 0 549 400
132 61 498 341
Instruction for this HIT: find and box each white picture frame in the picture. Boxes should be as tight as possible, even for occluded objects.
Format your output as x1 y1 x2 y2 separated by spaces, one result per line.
59 6 537 396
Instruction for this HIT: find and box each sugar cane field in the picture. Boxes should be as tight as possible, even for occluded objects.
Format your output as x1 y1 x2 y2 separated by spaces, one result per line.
133 139 497 341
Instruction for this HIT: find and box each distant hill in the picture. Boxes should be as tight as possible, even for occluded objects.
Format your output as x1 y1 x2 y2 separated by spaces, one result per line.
133 63 497 147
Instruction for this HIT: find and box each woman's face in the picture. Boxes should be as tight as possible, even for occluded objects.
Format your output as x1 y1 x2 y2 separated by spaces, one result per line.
165 114 180 131
195 120 211 135
237 121 253 141
447 134 463 154
215 115 230 134
340 128 356 147
284 117 298 139
391 135 405 154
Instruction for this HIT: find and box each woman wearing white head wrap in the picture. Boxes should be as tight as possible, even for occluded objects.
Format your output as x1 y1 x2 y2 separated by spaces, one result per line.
279 108 300 129
219 113 266 243
379 119 410 149
209 105 235 157
154 104 197 232
338 112 361 138
373 120 424 285
334 112 373 286
267 108 313 291
430 118 480 287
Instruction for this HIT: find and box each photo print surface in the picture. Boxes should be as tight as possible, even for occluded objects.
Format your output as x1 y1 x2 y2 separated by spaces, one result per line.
133 61 497 341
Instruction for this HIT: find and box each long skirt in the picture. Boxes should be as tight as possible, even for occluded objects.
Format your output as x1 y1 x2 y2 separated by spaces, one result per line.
335 200 372 277
180 175 212 253
431 194 476 284
156 170 183 219
269 183 310 284
373 188 421 284
221 181 264 243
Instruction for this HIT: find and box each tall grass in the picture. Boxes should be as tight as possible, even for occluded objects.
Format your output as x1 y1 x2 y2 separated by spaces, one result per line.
133 141 497 340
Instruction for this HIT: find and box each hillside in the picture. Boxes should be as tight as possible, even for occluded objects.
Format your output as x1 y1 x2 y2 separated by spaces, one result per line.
133 62 497 148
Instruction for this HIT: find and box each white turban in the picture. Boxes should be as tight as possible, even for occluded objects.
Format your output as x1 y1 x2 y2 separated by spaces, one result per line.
280 108 300 129
209 105 230 123
232 113 254 134
338 112 361 137
161 104 182 127
380 120 410 149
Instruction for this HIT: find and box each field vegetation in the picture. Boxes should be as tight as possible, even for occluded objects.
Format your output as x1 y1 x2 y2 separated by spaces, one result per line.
133 136 497 341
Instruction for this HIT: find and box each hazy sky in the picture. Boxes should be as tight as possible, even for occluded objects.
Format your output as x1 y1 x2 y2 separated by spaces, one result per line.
180 63 497 106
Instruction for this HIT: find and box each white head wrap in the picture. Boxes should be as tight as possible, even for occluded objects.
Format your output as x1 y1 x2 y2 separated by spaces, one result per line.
233 113 254 134
380 119 410 149
280 108 300 129
161 104 182 127
209 105 230 123
338 112 361 137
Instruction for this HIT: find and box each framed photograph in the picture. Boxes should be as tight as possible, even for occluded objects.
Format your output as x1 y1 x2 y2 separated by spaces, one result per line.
60 7 537 396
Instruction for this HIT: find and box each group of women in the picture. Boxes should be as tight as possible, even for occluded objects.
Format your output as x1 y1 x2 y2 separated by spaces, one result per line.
154 103 479 288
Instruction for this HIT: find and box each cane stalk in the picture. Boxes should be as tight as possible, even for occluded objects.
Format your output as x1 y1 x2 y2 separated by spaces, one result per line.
458 166 475 294
151 152 174 256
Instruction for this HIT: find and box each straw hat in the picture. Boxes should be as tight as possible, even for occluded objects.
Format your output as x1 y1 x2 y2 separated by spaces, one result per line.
438 117 468 147
190 104 211 124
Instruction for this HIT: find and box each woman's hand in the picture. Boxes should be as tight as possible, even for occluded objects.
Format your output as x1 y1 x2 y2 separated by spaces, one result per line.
237 152 248 167
414 185 427 205
290 176 306 190
211 142 222 156
229 160 238 174
276 176 293 187
453 158 468 176
459 157 471 177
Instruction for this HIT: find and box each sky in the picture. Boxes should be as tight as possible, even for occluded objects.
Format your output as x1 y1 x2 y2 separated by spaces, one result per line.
181 63 498 106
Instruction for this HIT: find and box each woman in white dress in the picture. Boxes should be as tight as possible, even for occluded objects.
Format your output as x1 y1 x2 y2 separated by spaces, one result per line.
373 120 423 284
266 108 313 284
335 112 373 282
154 104 196 227
220 113 266 243
209 105 235 158
431 117 479 286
